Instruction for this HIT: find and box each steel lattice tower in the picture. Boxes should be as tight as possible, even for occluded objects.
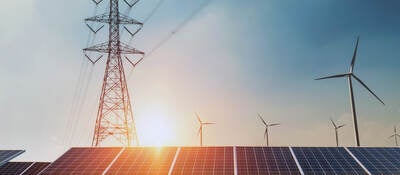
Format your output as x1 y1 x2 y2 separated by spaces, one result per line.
83 0 144 146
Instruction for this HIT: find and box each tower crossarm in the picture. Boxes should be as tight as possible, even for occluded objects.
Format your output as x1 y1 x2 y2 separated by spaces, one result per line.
84 41 145 55
85 12 143 25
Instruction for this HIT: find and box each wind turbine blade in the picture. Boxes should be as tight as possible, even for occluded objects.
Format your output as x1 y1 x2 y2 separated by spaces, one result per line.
389 134 395 138
195 113 202 123
330 118 337 128
258 113 267 126
337 124 345 129
352 75 385 105
269 123 280 127
203 122 216 125
315 73 350 80
350 36 359 73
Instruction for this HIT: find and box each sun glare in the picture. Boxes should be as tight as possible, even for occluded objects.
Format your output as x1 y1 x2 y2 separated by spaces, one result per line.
137 108 176 146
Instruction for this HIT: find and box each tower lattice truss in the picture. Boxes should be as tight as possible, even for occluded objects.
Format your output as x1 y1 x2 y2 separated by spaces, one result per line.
83 0 144 147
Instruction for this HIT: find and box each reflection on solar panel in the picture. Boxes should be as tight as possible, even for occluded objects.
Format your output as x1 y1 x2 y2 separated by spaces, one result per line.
0 162 33 175
41 147 122 174
0 150 25 167
292 147 367 175
105 147 177 175
348 147 400 174
22 162 50 175
171 147 234 175
236 147 300 175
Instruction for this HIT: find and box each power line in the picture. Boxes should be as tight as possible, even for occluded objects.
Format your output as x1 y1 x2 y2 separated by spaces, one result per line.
63 4 100 146
127 0 213 79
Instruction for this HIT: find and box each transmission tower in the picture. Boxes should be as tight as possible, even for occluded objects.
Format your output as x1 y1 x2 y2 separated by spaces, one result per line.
83 0 144 146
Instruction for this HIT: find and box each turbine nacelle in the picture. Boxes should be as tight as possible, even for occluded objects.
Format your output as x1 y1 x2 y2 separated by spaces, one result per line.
330 118 345 130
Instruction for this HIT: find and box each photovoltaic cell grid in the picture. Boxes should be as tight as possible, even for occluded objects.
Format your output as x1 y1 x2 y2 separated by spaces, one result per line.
41 147 122 175
0 150 24 167
292 147 367 175
348 147 400 174
105 147 177 175
23 162 50 175
171 147 234 175
0 162 33 175
236 147 300 175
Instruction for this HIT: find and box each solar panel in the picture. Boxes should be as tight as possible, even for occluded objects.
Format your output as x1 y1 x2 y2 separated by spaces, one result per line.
0 162 33 175
171 147 234 175
104 147 177 175
292 147 367 175
348 147 400 174
236 147 300 175
41 147 122 174
22 162 51 175
0 150 25 167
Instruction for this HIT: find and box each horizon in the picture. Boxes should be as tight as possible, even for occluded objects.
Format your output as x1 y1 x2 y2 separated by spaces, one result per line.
1 0 400 162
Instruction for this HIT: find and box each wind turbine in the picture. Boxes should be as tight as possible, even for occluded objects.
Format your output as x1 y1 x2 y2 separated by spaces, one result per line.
258 113 280 147
316 37 384 146
330 118 345 147
195 113 215 147
389 126 400 146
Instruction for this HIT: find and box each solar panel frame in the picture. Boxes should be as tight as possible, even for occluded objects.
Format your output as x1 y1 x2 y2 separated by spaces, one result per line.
348 147 400 174
0 150 25 167
104 147 177 175
171 147 234 175
40 147 122 174
236 147 300 175
292 147 368 175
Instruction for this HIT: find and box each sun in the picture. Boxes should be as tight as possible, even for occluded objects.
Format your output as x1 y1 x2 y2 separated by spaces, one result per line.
136 107 176 146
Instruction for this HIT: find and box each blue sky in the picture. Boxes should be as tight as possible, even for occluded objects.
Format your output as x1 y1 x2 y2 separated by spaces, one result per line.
0 0 400 161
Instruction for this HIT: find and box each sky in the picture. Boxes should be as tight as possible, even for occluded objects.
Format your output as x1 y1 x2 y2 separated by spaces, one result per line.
0 0 400 162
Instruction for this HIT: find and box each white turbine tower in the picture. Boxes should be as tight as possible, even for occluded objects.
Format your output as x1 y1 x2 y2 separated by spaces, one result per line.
258 113 280 147
316 37 384 146
389 126 400 146
330 118 345 147
195 113 215 147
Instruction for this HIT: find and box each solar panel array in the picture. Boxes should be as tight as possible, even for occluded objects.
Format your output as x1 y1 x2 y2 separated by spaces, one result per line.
292 147 367 175
41 147 122 174
0 150 25 167
171 147 234 175
348 147 400 174
106 147 177 175
33 146 400 175
236 147 299 175
0 162 50 175
23 162 51 175
0 162 33 175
